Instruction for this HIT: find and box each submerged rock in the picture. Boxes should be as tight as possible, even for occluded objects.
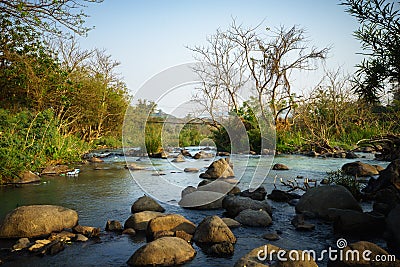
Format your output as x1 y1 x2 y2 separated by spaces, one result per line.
105 220 123 232
127 237 196 266
0 205 78 238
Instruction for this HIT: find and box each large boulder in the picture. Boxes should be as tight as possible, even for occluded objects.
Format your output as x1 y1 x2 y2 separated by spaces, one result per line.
193 215 236 244
146 214 196 242
328 241 400 267
368 159 400 192
234 209 272 227
222 195 272 218
385 204 400 253
295 185 362 219
234 244 318 267
342 161 379 177
199 158 234 179
127 237 196 266
197 180 240 195
179 191 225 210
0 205 78 238
124 211 164 231
328 209 385 236
372 185 400 215
131 195 165 213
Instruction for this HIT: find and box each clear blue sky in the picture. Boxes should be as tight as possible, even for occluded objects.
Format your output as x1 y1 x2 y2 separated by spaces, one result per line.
78 0 363 113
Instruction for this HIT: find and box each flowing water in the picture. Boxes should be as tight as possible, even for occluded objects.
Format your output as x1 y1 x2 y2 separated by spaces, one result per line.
0 148 390 266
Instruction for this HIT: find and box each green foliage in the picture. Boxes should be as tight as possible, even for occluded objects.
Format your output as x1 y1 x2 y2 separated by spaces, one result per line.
145 122 162 154
326 169 362 199
342 0 400 104
179 124 204 147
0 109 91 184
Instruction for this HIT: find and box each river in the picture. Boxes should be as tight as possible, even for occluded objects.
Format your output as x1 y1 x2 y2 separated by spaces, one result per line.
0 148 390 266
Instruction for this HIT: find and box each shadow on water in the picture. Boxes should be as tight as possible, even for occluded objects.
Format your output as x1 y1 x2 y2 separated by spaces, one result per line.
0 152 392 266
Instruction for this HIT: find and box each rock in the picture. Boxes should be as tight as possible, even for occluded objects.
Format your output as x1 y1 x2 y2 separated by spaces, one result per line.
127 237 196 266
124 211 164 231
199 158 234 179
181 149 192 157
41 165 71 175
342 161 379 177
374 164 385 172
125 163 146 170
321 178 330 185
291 214 315 231
75 234 88 242
240 186 267 201
272 163 289 170
222 195 272 217
193 215 236 244
131 195 165 213
234 244 318 267
147 214 196 242
0 205 78 238
197 180 241 195
234 209 272 227
13 171 40 184
346 151 359 159
327 241 400 267
305 150 320 157
28 239 52 252
385 204 400 253
172 154 185 163
262 232 280 241
122 228 136 236
48 231 76 242
295 185 362 219
193 151 213 159
373 159 400 191
181 186 197 197
267 189 300 202
105 220 123 232
328 209 385 236
217 151 230 156
207 241 234 257
221 218 241 229
88 157 103 163
12 238 31 251
184 167 199 173
72 225 100 237
179 191 225 209
149 151 169 159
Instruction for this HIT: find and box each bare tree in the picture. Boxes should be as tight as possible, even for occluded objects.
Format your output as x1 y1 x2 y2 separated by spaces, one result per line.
189 28 248 122
228 21 329 128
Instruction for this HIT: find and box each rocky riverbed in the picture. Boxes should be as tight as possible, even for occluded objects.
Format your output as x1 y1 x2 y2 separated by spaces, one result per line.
0 148 399 266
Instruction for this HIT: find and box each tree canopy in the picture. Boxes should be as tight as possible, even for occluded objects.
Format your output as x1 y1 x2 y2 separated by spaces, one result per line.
342 0 400 104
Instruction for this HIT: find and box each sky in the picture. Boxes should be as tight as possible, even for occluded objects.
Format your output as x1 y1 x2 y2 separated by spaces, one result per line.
78 0 364 116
